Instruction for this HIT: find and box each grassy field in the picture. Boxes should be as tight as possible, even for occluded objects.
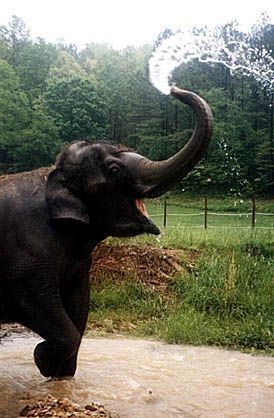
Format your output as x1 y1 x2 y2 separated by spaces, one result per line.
88 196 274 353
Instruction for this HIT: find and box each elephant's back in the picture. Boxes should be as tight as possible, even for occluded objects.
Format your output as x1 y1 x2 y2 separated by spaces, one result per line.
0 167 53 264
0 167 52 198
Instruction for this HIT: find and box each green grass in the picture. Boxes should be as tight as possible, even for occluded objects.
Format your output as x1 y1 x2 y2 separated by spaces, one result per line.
125 227 274 254
89 278 168 333
88 196 274 353
157 251 273 350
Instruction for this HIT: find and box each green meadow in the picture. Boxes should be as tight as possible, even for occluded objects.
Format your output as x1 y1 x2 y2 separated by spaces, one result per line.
88 197 274 353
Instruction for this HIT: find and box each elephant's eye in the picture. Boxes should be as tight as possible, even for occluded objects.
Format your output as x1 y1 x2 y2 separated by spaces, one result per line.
108 165 121 177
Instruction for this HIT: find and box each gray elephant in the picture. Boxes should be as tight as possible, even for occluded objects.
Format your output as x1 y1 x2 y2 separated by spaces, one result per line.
0 87 212 377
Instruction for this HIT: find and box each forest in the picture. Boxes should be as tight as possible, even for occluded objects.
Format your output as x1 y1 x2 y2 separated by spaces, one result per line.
0 16 274 196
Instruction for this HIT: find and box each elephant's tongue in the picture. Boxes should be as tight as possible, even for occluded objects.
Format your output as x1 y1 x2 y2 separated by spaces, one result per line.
135 199 148 217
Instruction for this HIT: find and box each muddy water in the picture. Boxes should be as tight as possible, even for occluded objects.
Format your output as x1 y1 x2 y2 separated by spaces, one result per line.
0 335 273 418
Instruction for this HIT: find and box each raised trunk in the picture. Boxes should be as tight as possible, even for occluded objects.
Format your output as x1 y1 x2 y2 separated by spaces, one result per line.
121 87 213 198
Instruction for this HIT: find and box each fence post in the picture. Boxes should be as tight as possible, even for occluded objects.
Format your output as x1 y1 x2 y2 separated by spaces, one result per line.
164 197 168 228
204 196 208 229
252 197 256 228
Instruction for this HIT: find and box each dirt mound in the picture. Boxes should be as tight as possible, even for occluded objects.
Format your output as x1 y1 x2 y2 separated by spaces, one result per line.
20 394 118 417
92 243 195 294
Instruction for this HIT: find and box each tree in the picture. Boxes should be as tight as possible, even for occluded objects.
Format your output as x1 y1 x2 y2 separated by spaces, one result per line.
0 57 61 173
0 16 30 67
16 38 57 103
0 59 29 172
48 50 85 80
44 76 109 142
8 99 62 172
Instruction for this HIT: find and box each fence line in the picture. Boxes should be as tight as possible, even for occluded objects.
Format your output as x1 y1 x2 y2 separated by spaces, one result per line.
208 212 274 216
208 212 252 216
149 197 274 229
256 212 274 216
161 225 274 230
152 212 205 217
151 212 274 217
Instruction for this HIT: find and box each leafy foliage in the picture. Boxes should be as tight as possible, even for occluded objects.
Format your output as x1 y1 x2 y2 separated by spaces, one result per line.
0 16 273 195
0 59 29 172
44 76 109 141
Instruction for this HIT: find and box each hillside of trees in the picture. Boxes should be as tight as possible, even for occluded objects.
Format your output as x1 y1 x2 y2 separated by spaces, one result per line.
0 16 273 196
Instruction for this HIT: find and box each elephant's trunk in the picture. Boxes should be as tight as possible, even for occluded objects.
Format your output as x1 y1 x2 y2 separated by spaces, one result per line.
121 86 213 198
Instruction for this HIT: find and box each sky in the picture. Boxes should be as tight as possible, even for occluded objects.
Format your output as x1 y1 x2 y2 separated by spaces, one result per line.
1 0 274 49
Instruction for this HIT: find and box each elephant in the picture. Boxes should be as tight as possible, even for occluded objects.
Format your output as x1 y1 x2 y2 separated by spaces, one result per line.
0 86 212 378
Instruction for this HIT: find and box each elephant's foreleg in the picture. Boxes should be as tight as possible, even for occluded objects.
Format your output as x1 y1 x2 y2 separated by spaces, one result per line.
57 274 90 377
20 292 81 378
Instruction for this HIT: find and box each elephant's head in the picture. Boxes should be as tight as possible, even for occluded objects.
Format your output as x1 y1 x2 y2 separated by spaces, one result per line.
46 87 212 239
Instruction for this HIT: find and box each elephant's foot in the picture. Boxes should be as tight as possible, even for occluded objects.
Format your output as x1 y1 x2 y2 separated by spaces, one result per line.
57 355 77 377
34 336 80 378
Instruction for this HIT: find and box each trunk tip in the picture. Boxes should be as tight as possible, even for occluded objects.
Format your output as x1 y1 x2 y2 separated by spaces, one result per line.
170 85 186 98
170 85 179 93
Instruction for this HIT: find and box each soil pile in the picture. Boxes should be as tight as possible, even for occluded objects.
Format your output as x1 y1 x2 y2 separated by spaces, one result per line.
91 243 189 294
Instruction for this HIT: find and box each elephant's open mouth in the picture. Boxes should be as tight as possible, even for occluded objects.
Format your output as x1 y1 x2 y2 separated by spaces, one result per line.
135 199 148 217
135 199 160 235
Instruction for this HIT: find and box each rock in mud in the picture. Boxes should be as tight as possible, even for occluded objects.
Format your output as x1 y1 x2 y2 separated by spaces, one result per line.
19 394 119 417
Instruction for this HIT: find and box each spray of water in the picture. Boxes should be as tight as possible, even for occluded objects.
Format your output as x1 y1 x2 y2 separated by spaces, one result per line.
217 138 249 195
149 14 274 95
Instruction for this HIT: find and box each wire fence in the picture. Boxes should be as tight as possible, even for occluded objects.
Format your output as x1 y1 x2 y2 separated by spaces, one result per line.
149 197 274 230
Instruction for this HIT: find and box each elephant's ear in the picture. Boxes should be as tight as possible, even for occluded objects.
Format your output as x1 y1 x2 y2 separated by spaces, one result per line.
46 169 89 225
